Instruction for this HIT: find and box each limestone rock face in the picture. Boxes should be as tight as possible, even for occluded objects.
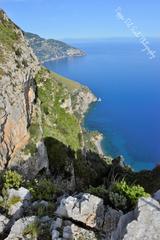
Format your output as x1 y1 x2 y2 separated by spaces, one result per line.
7 187 32 220
121 197 160 240
56 193 122 239
56 193 104 230
72 88 97 119
11 139 49 178
4 216 38 240
0 10 40 169
0 214 10 234
7 187 32 201
51 217 98 240
153 189 160 202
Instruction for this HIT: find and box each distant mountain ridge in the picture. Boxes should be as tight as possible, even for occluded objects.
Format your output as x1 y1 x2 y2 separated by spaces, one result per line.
25 32 85 63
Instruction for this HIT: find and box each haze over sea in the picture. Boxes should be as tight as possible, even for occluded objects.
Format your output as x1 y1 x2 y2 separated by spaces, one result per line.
45 39 160 171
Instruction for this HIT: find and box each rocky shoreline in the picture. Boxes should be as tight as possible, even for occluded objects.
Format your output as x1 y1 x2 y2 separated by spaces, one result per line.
91 132 104 156
41 53 86 64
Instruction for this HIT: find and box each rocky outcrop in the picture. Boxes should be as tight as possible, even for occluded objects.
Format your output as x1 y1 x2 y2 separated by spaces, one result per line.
122 197 160 240
112 197 160 240
25 32 85 63
0 10 40 169
56 193 122 239
71 87 97 119
56 193 105 230
0 214 10 235
51 218 98 240
4 216 38 240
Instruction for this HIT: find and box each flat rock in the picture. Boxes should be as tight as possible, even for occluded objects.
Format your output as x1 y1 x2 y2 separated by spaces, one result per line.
56 193 104 230
4 216 38 240
122 197 160 240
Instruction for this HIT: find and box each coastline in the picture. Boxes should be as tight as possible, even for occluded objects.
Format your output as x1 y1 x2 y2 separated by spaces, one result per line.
91 133 104 156
42 52 86 64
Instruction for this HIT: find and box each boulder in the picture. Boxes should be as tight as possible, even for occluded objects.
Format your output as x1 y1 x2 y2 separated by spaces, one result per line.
153 189 160 202
8 201 23 220
111 210 135 240
56 193 104 229
0 214 10 234
7 187 32 202
103 207 123 240
7 187 32 220
51 217 98 240
122 197 160 240
70 224 98 240
4 216 38 240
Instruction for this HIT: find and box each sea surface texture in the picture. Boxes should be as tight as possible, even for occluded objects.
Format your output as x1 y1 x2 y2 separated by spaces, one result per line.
45 39 160 171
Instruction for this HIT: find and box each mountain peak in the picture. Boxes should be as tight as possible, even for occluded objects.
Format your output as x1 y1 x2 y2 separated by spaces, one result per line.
0 9 9 22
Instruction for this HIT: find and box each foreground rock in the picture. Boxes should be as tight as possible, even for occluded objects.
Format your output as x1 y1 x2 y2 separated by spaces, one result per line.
7 187 31 220
56 193 104 230
4 216 37 240
0 214 10 235
51 218 98 240
112 197 160 240
123 197 160 240
56 193 122 239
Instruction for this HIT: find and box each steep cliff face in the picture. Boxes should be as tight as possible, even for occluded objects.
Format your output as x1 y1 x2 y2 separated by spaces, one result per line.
0 10 97 177
0 10 40 169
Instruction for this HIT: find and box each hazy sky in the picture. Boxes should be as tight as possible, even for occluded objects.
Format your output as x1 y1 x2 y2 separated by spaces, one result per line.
0 0 160 40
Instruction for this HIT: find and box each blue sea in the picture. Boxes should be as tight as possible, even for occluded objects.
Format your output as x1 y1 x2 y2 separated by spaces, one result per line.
44 39 160 171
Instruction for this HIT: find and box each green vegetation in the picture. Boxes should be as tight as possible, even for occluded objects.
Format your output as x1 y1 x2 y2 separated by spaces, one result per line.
0 11 20 51
3 170 23 190
24 114 42 155
110 180 150 210
7 195 21 208
23 221 40 238
52 71 81 91
35 67 81 151
27 178 56 201
87 185 109 201
32 202 55 218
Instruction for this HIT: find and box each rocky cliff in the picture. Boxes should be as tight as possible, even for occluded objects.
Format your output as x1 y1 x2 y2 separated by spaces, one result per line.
1 9 160 240
0 10 98 179
25 32 85 63
0 10 40 169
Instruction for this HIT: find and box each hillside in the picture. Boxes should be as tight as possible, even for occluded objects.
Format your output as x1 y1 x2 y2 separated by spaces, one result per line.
0 9 160 240
25 32 85 63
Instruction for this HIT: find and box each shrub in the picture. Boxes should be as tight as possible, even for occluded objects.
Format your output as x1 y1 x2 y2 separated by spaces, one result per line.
32 203 55 218
109 191 127 210
7 195 21 208
28 178 56 201
87 185 109 202
23 221 40 238
3 170 23 189
110 180 150 209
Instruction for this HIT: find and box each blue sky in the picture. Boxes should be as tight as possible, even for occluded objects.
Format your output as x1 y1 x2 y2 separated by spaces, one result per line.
0 0 160 40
